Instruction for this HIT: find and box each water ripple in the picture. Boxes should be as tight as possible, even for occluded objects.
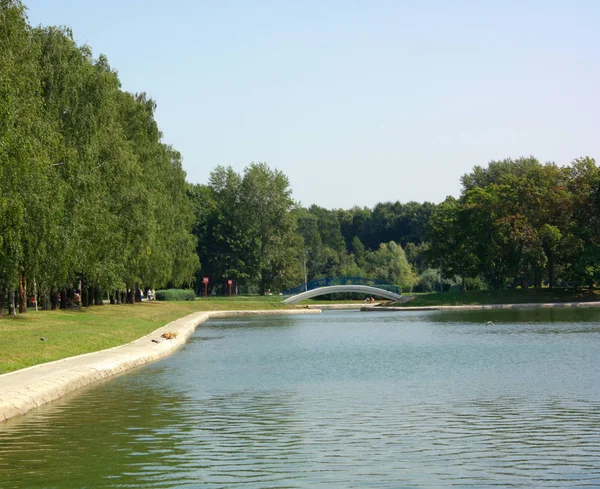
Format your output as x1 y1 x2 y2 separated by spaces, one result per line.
2 310 600 488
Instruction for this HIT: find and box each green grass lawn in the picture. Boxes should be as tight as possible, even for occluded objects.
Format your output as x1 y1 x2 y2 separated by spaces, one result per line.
0 296 290 374
393 288 600 307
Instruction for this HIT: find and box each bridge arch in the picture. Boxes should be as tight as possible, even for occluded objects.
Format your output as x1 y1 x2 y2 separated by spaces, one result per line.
282 285 402 305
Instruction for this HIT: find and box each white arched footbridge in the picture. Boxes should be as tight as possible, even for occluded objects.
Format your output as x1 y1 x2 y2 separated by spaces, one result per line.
282 285 402 305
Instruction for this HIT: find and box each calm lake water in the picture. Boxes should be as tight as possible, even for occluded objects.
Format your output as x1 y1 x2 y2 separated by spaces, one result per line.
2 308 600 488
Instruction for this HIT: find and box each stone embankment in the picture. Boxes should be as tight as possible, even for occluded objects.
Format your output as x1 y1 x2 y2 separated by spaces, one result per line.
0 309 321 423
299 303 376 310
362 301 600 312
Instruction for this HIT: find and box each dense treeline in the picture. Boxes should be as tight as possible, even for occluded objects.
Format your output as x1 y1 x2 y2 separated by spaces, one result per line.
0 1 198 313
3 1 599 313
189 156 600 296
428 157 600 290
188 164 300 295
189 164 431 294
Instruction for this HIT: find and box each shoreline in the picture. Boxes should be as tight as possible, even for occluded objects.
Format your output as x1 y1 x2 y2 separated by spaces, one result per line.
362 301 600 312
298 303 376 310
4 300 599 423
0 308 321 423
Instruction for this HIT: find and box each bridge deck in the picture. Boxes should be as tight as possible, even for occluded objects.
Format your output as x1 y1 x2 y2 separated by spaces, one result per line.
282 285 402 305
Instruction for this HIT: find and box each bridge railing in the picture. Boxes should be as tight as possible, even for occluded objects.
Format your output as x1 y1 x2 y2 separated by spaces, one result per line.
283 277 402 296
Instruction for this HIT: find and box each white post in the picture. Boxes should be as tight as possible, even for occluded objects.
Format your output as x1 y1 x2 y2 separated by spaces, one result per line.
303 250 308 292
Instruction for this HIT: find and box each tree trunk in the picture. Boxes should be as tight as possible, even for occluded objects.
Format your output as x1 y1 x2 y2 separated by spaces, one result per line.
81 278 89 307
8 288 16 316
510 273 519 289
115 289 121 304
0 284 5 315
41 287 50 311
60 287 68 310
32 281 39 312
51 288 58 310
94 286 103 305
66 286 74 307
548 252 554 289
18 274 27 313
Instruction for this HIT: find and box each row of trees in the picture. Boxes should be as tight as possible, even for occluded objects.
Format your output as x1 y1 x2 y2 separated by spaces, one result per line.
188 164 299 295
188 165 432 294
294 204 427 290
0 1 198 313
3 2 599 312
428 157 600 290
189 156 600 296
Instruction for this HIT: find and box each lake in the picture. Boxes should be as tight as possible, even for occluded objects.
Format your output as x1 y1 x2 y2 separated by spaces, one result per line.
1 308 600 488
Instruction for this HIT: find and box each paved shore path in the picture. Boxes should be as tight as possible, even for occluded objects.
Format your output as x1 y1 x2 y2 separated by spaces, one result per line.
0 309 321 423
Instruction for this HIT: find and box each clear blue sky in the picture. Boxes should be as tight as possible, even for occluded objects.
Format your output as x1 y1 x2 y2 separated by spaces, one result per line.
24 0 600 209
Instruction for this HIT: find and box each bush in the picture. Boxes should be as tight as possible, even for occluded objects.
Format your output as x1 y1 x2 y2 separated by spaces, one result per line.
155 289 196 301
415 269 440 292
464 277 489 291
414 269 458 292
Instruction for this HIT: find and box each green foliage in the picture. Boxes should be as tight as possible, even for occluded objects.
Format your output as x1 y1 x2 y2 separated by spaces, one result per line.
366 241 417 290
241 163 302 293
415 268 441 293
427 156 600 290
0 5 198 312
464 276 489 291
3 3 599 307
155 289 196 301
344 201 435 249
190 163 301 295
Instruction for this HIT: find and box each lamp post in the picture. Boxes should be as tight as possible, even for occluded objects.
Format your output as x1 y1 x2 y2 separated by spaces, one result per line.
303 250 308 292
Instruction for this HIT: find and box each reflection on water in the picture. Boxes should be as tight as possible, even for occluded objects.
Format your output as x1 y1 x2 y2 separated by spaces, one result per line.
1 309 600 488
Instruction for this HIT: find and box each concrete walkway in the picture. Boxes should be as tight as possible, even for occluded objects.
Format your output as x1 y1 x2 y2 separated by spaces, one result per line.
362 301 600 312
0 309 320 423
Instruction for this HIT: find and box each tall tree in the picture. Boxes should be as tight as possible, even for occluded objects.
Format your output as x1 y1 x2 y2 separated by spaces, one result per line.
566 157 600 287
426 196 479 290
240 163 301 293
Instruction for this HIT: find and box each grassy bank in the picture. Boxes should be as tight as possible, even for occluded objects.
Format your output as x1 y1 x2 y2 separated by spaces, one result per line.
0 296 289 374
392 288 600 307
